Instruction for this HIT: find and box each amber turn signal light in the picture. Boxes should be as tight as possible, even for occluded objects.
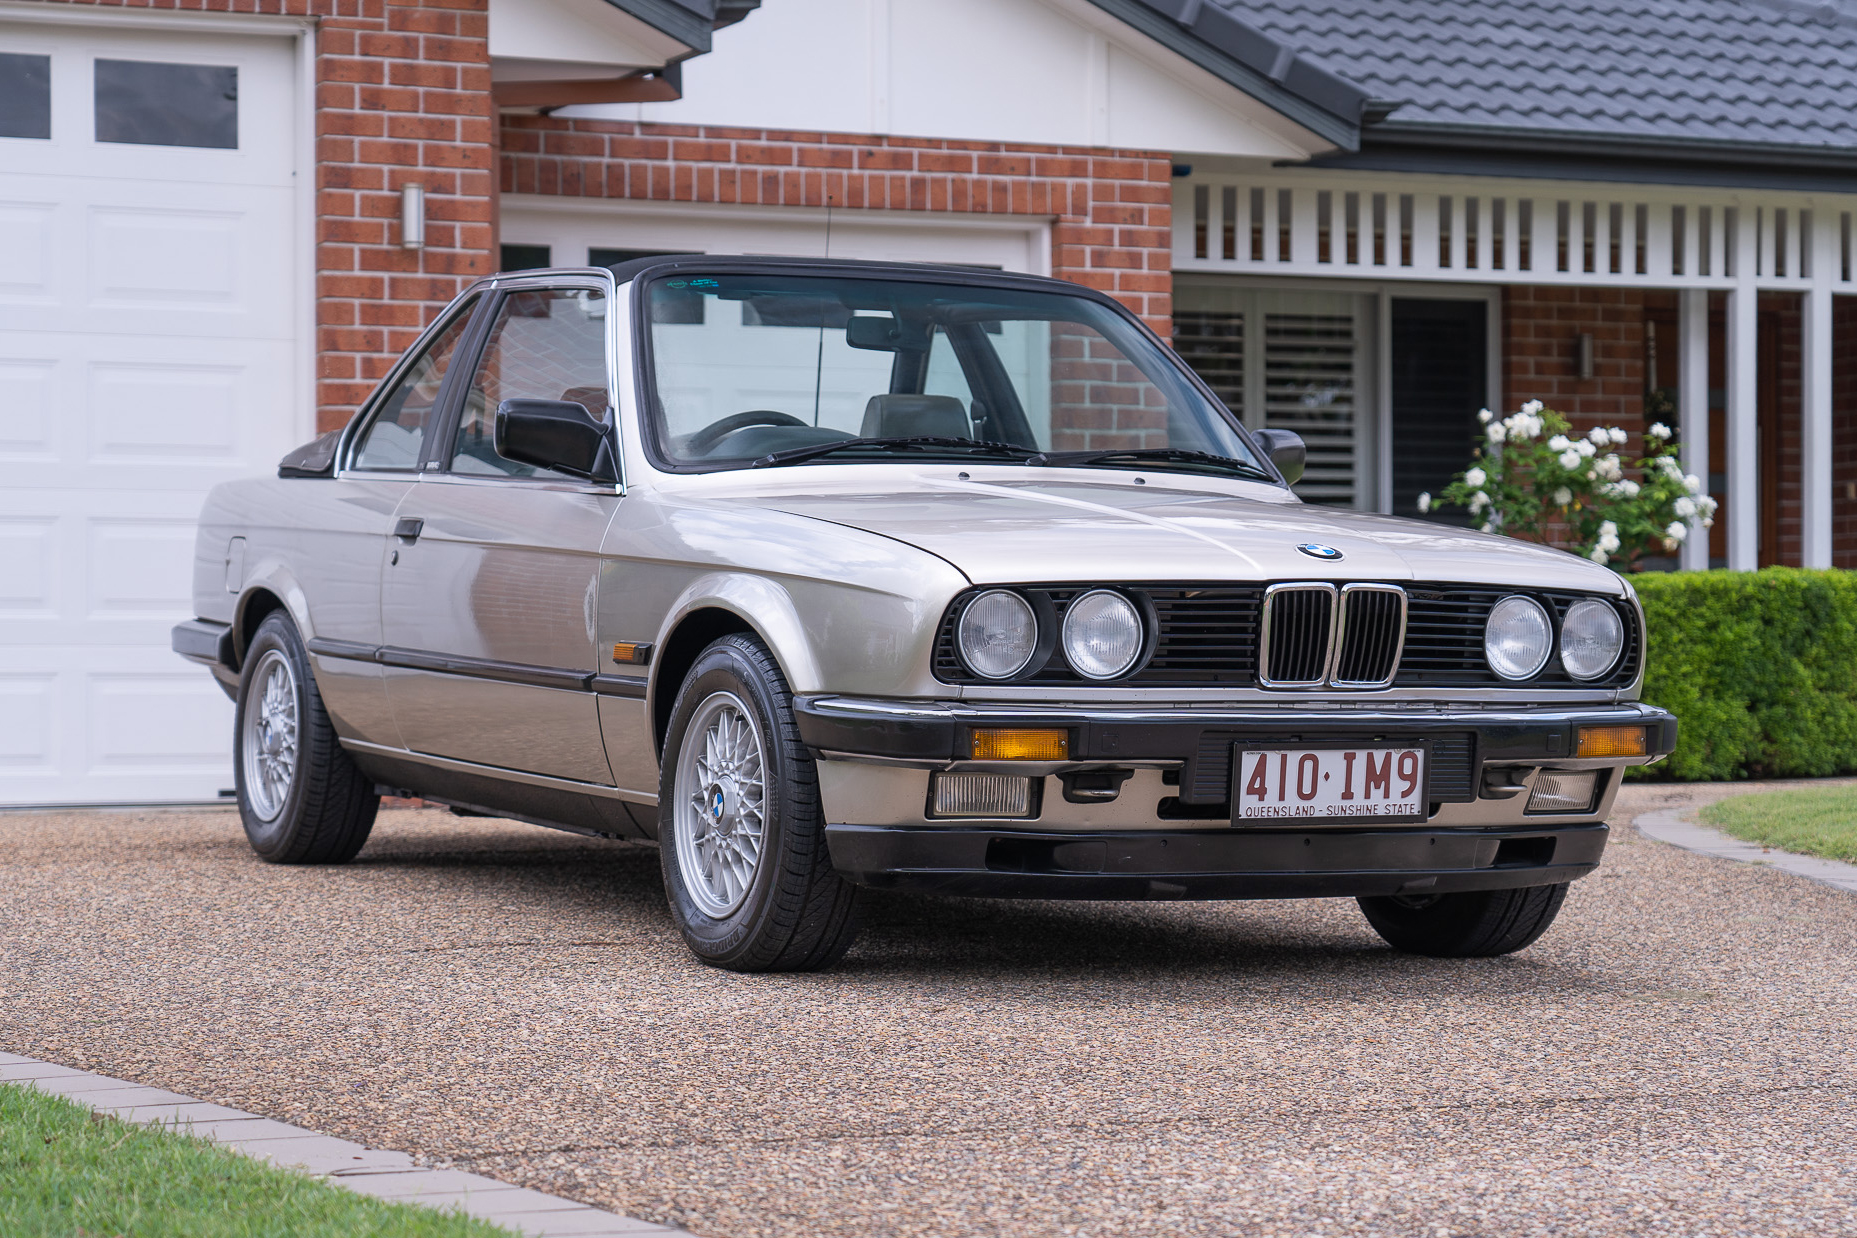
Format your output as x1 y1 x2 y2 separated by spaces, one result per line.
969 728 1069 761
611 642 653 666
1576 724 1647 758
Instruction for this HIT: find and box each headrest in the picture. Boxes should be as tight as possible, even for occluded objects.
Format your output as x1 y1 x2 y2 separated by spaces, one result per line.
860 394 971 441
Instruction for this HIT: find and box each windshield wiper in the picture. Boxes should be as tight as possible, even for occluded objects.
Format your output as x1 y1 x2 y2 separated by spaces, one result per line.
1030 447 1277 482
751 436 1046 468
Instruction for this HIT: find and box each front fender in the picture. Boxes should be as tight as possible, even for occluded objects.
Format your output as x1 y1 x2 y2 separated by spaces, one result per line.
655 573 822 695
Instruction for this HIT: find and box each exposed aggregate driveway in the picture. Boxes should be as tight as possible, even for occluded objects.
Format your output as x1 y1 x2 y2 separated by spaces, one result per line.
5 784 1857 1238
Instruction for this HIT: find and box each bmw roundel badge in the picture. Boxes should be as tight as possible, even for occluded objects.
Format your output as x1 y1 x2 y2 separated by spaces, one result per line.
1297 543 1344 561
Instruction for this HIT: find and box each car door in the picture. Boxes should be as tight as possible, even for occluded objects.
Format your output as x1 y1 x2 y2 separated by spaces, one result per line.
379 279 621 785
303 295 483 747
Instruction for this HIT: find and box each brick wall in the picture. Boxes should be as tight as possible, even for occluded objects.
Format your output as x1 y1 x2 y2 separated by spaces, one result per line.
498 118 1175 339
1501 286 1649 439
315 0 498 432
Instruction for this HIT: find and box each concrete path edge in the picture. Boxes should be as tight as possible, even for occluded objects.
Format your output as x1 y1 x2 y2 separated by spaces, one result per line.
1634 808 1857 894
0 1054 675 1237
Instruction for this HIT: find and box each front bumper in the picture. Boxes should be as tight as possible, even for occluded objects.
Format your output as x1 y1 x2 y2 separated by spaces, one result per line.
826 822 1607 899
798 695 1672 898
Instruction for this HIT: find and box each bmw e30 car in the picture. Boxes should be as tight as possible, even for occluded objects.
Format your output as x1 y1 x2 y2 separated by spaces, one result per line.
174 256 1676 971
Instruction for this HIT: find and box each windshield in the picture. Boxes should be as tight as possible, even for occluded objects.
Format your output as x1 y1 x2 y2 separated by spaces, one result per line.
641 272 1270 478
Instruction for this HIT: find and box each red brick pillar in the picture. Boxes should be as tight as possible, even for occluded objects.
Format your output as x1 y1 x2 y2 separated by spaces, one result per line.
315 0 498 432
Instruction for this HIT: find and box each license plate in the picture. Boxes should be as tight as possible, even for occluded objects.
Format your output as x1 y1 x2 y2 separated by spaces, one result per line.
1233 744 1428 822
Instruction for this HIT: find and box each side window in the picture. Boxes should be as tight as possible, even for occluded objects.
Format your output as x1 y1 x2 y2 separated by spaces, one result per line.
451 287 608 478
350 298 479 471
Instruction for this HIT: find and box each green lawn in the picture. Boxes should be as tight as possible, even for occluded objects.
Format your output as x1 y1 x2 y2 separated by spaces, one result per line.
1699 784 1857 864
0 1083 514 1238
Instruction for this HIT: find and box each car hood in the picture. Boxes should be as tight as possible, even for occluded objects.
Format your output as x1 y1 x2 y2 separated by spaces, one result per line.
711 470 1627 594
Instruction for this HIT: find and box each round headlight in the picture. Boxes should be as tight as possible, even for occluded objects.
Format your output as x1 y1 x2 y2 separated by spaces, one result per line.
1062 590 1144 680
1484 595 1552 681
957 590 1038 679
1559 598 1625 680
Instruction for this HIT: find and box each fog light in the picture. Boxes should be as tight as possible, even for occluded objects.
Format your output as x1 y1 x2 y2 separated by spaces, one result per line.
931 772 1036 818
969 728 1069 760
1528 770 1598 813
1577 724 1647 758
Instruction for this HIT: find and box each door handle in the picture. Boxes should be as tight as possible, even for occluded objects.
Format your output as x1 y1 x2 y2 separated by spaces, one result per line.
393 517 424 543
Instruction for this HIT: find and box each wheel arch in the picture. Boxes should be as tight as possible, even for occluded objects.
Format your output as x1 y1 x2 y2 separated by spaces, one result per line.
232 565 315 670
650 577 820 759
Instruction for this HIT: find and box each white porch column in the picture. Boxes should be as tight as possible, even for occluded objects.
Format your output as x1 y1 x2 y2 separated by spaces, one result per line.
1679 288 1711 571
1803 210 1837 567
1727 210 1760 570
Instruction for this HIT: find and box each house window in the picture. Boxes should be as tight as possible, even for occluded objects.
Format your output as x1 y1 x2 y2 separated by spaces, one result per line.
1175 286 1371 507
1175 282 1494 516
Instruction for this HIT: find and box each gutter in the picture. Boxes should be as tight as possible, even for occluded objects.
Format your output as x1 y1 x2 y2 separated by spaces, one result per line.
1310 123 1857 194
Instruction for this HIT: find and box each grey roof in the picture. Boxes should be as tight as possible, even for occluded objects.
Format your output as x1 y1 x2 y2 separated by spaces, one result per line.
1217 0 1857 154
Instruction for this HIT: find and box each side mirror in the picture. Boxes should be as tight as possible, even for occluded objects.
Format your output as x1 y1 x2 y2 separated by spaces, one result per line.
494 398 617 483
1250 427 1305 486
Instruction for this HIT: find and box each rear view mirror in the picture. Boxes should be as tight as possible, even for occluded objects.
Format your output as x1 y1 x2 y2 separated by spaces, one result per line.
845 315 929 352
1251 427 1305 486
494 399 617 483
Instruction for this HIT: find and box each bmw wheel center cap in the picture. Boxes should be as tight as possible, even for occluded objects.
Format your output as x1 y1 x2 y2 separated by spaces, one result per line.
1297 543 1344 561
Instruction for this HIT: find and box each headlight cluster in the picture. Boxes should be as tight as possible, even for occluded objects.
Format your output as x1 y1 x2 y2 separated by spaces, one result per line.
956 588 1145 681
1483 595 1625 682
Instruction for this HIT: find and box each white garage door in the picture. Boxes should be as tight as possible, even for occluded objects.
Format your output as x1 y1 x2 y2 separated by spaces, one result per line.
0 20 303 805
499 195 1052 276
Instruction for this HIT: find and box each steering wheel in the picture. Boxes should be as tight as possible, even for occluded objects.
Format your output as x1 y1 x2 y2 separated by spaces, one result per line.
685 410 809 455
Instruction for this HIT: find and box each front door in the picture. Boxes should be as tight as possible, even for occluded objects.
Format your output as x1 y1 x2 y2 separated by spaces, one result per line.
380 282 619 785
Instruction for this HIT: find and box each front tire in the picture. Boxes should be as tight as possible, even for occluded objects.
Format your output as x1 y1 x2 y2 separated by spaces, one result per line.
234 611 378 864
658 634 860 971
1357 883 1570 957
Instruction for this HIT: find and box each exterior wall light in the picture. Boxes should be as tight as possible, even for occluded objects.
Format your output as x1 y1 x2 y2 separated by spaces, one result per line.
401 182 425 250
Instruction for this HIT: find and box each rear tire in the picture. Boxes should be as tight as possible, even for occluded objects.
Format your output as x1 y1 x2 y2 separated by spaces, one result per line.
658 633 860 972
1357 883 1569 957
234 611 378 864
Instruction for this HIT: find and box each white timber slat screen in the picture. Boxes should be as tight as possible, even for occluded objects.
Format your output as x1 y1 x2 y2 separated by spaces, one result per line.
1177 173 1857 294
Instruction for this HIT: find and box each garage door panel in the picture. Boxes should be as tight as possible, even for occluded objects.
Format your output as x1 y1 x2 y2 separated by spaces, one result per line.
0 516 58 615
0 356 57 458
87 518 198 620
0 672 60 774
0 199 56 300
0 19 298 804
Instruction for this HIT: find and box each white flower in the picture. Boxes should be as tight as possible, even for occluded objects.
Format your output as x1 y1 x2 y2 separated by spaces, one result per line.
1588 425 1611 446
1701 495 1719 515
1559 449 1583 470
1666 521 1688 542
1480 521 1494 533
1703 517 1715 528
1656 455 1684 477
1577 439 1598 458
1674 496 1697 518
1522 399 1545 415
1417 491 1432 513
1596 455 1623 482
1610 427 1629 444
1553 487 1572 506
1548 434 1573 452
1464 467 1487 489
1599 534 1622 554
1589 547 1609 563
1621 478 1639 496
1477 408 1493 424
1487 422 1507 444
1600 520 1618 537
1649 423 1673 440
1469 491 1491 512
1685 474 1704 494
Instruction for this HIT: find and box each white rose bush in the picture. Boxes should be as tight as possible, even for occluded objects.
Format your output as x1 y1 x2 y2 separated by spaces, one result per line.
1422 400 1717 568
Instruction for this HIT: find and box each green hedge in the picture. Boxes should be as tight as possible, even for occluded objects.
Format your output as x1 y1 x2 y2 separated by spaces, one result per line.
1635 567 1857 780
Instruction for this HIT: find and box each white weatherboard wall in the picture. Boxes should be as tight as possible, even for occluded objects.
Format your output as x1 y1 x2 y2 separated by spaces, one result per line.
563 0 1327 161
0 16 304 804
